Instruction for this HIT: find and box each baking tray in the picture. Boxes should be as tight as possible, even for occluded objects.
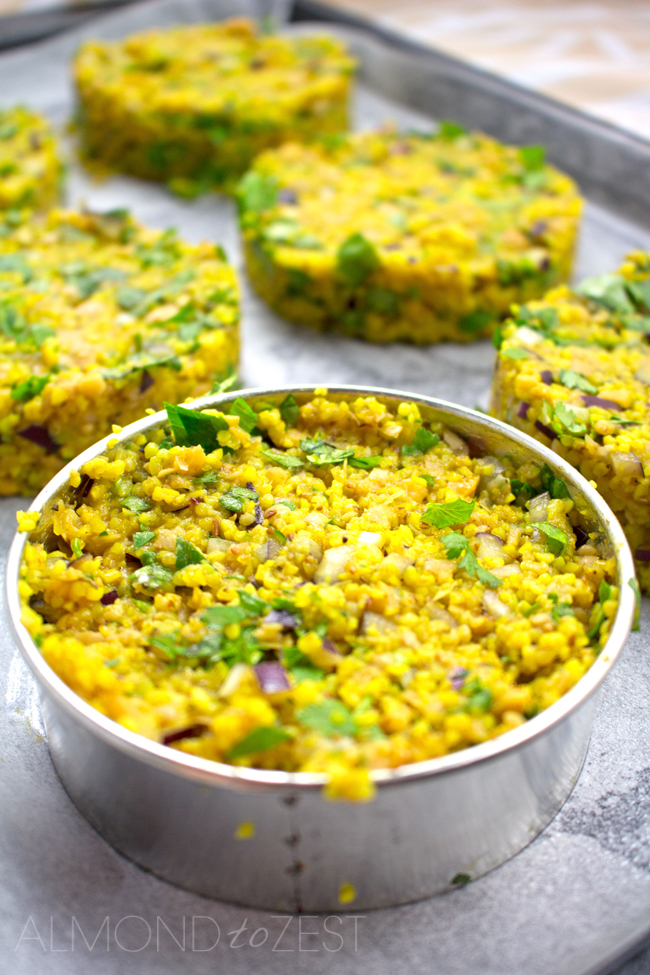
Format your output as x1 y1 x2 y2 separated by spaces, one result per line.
1 0 650 972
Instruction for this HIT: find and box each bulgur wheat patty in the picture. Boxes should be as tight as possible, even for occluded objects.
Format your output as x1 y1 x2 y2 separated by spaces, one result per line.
73 18 355 196
237 126 582 343
0 106 61 212
0 208 238 495
491 250 650 592
19 390 617 800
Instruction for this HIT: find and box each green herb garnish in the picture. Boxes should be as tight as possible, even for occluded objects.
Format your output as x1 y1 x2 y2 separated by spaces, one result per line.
401 426 439 457
165 402 231 453
121 496 152 514
228 725 290 759
175 537 206 570
336 233 380 287
296 699 356 737
301 436 354 466
421 499 475 528
133 531 156 549
441 532 501 588
220 485 258 512
536 522 569 556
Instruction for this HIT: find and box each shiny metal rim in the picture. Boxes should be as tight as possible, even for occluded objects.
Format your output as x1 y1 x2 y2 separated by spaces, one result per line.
6 384 637 793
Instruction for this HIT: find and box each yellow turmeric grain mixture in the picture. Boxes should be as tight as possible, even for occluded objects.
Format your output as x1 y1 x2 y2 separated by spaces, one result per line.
490 251 650 592
0 106 61 212
237 126 581 343
73 18 355 196
0 208 238 495
18 391 617 800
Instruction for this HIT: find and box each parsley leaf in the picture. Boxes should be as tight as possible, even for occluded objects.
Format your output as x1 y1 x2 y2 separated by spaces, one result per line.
133 531 156 549
553 402 587 436
501 347 529 360
130 564 174 590
261 448 303 469
301 436 354 466
336 233 380 287
536 522 569 555
349 455 383 470
175 537 206 570
228 725 290 759
165 402 231 453
11 373 49 402
558 369 598 395
296 700 356 737
577 273 634 314
438 120 466 139
228 397 259 434
220 485 258 512
236 171 278 213
279 393 299 426
442 532 501 588
421 498 475 528
401 426 439 456
551 601 574 623
121 496 152 514
539 464 571 500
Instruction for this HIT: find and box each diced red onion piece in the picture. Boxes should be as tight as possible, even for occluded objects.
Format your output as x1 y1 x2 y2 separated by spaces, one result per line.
266 609 298 629
540 370 553 385
448 666 468 690
574 526 589 550
139 370 154 394
442 428 469 456
482 590 511 618
322 637 343 657
100 590 118 606
255 662 291 693
18 424 59 453
635 547 650 563
476 532 505 560
611 451 643 478
528 492 550 523
583 395 622 411
534 419 555 440
163 723 206 745
517 401 530 419
466 435 487 459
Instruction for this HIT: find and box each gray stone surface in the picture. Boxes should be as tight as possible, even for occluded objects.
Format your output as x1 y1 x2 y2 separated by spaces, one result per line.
1 2 650 973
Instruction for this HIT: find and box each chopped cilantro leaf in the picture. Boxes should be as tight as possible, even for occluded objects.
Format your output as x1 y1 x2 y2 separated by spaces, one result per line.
336 233 380 287
236 171 278 213
121 496 152 514
442 532 501 588
228 725 290 759
301 436 354 466
558 369 598 394
536 522 568 555
130 564 173 590
133 531 156 549
422 498 475 528
261 448 303 469
501 347 529 360
349 455 382 469
220 485 258 512
296 699 356 737
401 427 439 456
279 393 299 427
228 397 259 434
11 373 49 402
539 464 571 500
175 536 206 570
165 402 231 453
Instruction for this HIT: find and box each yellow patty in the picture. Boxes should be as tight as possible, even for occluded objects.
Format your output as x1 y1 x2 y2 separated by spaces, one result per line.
237 126 582 343
73 17 355 195
0 208 238 495
491 251 650 591
0 106 61 213
18 390 616 801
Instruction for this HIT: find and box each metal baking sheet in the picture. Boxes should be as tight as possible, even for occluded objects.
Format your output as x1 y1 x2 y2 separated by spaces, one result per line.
1 2 650 973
